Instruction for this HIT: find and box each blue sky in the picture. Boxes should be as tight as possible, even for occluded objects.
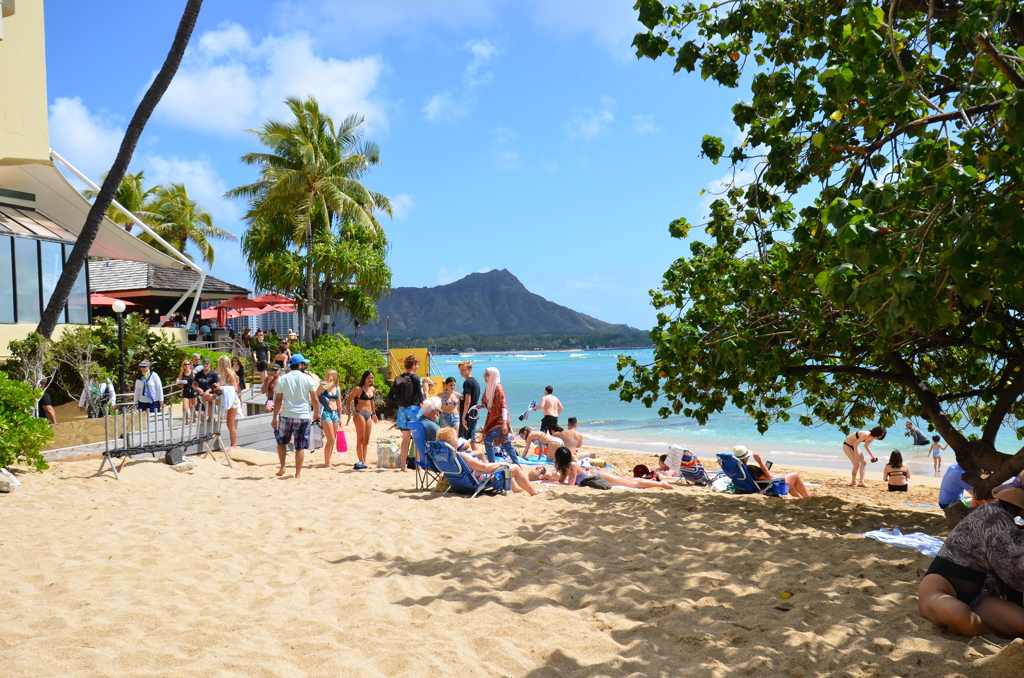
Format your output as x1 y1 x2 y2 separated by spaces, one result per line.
43 0 745 330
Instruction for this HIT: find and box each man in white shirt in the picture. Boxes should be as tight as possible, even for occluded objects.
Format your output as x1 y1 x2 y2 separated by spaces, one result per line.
79 377 115 418
272 354 319 479
133 360 164 412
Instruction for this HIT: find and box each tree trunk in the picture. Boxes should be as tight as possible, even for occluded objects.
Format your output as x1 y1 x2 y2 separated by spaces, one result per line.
36 0 205 339
305 214 315 342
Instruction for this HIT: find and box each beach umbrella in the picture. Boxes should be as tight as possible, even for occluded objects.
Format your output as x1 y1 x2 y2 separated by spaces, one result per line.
199 307 219 320
252 293 293 305
216 296 264 310
90 294 136 307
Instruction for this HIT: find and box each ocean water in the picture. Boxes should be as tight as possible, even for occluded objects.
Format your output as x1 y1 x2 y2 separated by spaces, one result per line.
439 349 1007 474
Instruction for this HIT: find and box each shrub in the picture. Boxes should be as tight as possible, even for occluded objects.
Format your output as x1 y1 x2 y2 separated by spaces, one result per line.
302 335 388 395
90 315 187 394
0 372 52 472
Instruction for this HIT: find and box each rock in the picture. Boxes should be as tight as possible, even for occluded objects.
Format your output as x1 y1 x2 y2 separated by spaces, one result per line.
170 461 197 473
0 468 22 492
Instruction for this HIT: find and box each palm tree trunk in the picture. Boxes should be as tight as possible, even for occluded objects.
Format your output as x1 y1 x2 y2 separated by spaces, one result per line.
36 0 205 339
305 215 315 342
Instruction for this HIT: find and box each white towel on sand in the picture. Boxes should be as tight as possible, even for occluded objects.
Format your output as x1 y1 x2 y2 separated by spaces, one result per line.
861 526 944 557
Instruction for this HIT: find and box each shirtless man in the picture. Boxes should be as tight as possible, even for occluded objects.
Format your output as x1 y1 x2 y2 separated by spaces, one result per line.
539 386 563 433
556 417 596 460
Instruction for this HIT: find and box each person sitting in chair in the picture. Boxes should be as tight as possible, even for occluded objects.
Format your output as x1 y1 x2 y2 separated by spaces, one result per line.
435 427 546 496
731 446 811 498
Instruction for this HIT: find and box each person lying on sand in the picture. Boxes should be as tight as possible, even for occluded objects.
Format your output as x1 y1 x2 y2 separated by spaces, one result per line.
542 447 674 490
918 485 1024 638
436 428 546 496
732 446 811 498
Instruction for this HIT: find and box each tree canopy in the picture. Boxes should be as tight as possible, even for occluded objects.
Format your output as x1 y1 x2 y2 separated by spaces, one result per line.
620 0 1024 496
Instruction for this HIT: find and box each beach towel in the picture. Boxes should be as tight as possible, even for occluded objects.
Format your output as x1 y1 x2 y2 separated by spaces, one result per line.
517 401 538 421
861 526 944 557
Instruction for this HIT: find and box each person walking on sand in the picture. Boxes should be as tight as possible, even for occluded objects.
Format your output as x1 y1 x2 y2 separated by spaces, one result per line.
344 370 377 470
458 361 481 453
883 450 911 492
316 369 342 469
842 426 886 487
387 354 425 472
272 354 319 479
928 435 947 475
479 367 521 464
539 386 563 434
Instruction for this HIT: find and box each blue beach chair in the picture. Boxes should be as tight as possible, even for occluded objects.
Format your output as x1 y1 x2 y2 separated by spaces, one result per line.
408 421 441 490
716 453 775 495
425 441 510 498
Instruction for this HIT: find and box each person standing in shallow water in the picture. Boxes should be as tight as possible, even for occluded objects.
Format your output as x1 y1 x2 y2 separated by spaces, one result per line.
842 426 885 487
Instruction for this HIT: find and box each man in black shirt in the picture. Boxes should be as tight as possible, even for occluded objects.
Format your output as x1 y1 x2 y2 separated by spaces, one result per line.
193 358 220 421
252 331 270 381
458 360 481 452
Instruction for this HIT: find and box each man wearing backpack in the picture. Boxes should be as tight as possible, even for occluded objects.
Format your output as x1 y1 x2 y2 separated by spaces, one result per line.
387 354 424 472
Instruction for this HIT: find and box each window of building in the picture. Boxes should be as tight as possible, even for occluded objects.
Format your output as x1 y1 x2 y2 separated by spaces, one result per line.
14 236 40 323
0 235 13 323
65 244 89 325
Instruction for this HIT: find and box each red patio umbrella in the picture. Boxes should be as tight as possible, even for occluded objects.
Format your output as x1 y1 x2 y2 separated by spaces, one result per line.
252 293 293 305
90 294 137 307
216 295 265 310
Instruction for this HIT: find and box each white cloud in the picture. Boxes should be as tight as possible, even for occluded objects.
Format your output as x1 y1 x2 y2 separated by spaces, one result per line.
390 193 414 220
156 23 387 136
565 96 615 140
48 97 124 180
422 92 466 122
525 0 643 59
423 38 500 123
632 114 662 135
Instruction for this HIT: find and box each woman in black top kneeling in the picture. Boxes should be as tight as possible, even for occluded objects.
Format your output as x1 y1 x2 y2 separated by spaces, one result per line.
918 485 1024 637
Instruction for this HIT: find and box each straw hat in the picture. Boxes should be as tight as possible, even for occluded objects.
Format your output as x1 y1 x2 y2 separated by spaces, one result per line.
732 445 751 460
993 485 1024 509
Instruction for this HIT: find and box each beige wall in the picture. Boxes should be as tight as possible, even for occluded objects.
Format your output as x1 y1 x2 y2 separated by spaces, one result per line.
0 0 50 166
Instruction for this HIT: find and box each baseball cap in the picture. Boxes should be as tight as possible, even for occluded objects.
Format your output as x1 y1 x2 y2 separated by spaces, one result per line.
289 353 307 366
139 360 151 367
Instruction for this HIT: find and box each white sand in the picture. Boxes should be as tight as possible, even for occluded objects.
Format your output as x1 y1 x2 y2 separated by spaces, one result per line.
0 427 1020 676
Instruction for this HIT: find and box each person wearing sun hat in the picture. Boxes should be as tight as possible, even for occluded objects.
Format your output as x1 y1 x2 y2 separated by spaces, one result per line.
731 445 811 498
918 481 1024 637
132 360 164 412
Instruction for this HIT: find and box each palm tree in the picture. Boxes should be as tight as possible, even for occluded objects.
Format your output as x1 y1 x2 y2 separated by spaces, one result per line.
82 170 159 233
142 183 236 266
36 0 205 340
226 96 392 341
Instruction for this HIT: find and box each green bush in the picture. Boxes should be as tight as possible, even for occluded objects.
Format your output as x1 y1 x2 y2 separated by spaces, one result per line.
302 335 388 394
0 372 52 472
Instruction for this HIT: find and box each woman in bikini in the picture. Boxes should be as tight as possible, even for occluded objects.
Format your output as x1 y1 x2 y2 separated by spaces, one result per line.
317 369 342 469
842 425 886 487
344 370 377 470
518 426 565 461
544 447 674 490
918 485 1024 637
439 377 461 429
883 449 911 492
273 341 291 370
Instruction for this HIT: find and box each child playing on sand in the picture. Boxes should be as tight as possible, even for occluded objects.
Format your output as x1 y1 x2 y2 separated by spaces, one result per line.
928 435 947 474
883 450 911 492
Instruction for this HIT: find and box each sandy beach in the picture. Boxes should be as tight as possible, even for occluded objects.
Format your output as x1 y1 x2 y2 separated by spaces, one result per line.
2 419 1021 677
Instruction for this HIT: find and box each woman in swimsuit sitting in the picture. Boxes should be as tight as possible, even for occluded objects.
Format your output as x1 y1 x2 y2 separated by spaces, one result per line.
842 425 886 487
344 370 377 470
317 369 342 468
435 427 546 495
518 426 566 461
883 450 911 492
544 447 674 490
918 485 1024 637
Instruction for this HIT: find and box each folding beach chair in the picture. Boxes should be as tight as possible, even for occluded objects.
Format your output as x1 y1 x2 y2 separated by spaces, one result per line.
425 441 510 498
716 453 774 495
408 421 442 490
667 444 720 486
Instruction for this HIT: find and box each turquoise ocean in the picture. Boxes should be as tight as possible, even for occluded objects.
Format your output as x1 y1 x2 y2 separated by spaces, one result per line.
438 349 1008 475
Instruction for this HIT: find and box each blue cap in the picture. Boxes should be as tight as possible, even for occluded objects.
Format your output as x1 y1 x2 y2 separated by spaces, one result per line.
289 354 306 366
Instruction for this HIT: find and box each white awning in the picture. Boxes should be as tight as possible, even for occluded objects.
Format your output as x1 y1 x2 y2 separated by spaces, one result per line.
0 161 186 269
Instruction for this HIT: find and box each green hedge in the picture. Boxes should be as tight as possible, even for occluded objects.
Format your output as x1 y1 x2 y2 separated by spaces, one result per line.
0 372 52 472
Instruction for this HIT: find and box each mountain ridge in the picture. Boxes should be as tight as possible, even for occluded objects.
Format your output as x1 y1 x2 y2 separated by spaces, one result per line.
344 269 645 340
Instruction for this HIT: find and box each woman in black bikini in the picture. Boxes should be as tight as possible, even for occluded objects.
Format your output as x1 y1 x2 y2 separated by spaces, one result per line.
842 426 886 487
918 485 1024 637
344 370 377 470
883 450 910 492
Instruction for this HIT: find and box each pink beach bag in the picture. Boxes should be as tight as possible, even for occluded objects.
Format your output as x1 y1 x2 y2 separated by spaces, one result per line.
336 430 348 452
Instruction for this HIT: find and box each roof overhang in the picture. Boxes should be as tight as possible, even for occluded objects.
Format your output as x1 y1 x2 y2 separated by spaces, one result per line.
0 161 186 269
